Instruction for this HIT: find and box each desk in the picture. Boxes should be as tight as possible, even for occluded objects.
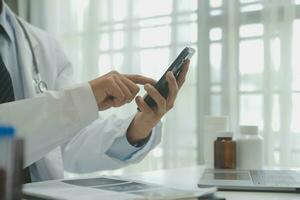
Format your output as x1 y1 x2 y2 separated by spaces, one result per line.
123 166 300 200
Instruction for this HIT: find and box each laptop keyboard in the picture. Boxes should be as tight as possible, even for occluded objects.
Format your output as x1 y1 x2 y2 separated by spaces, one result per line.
250 170 300 186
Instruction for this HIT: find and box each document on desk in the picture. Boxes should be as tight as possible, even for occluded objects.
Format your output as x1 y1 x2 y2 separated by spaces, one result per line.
23 176 216 200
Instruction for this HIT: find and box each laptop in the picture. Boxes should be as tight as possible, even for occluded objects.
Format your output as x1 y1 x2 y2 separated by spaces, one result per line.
198 168 300 192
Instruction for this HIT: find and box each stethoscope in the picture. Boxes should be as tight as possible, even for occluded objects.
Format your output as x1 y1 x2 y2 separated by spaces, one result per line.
16 18 48 94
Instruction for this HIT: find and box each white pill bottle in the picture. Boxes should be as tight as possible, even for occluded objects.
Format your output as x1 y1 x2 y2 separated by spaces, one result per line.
236 125 264 169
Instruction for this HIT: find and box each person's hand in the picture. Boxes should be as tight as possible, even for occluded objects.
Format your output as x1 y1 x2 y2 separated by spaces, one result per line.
89 71 156 111
127 60 190 144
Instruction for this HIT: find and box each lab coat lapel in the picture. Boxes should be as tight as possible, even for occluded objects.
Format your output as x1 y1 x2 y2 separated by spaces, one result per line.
12 21 65 179
7 9 65 180
8 11 38 98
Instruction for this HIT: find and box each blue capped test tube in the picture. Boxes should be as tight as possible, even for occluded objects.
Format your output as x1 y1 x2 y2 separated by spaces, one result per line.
0 126 15 200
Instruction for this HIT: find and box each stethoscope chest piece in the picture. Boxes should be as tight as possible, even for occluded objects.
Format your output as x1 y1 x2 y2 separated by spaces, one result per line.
37 81 48 93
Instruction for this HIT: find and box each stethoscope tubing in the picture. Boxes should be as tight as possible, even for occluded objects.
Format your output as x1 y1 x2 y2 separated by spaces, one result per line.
16 17 48 93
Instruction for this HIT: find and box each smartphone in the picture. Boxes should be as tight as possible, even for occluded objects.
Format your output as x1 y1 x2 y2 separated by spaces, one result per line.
141 47 195 109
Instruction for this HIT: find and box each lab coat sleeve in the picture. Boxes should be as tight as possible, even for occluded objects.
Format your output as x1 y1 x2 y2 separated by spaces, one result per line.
0 83 98 167
105 134 144 161
61 115 162 173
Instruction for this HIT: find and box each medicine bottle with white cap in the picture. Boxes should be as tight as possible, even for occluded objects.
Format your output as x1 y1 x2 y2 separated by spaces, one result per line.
236 125 264 169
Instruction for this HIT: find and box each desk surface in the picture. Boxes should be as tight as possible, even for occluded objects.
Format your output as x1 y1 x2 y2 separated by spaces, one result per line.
123 166 300 200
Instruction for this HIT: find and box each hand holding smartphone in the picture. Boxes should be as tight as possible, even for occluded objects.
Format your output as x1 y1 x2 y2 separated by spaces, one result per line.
141 47 195 109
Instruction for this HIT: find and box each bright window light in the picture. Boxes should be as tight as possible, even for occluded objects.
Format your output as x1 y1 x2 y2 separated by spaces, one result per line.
240 0 260 4
177 0 198 12
113 31 124 49
210 43 222 83
140 48 170 79
239 39 264 75
239 40 264 91
112 53 124 71
240 95 263 127
291 94 300 132
270 37 281 72
177 23 198 43
291 153 300 166
133 0 172 18
210 28 223 41
270 37 281 91
210 9 223 16
99 33 110 50
272 95 280 132
71 0 89 30
292 20 300 91
98 54 112 75
240 4 263 12
139 17 171 28
177 13 197 23
211 94 222 115
210 0 223 8
211 85 222 93
274 151 280 165
239 24 264 37
98 0 109 22
113 23 125 31
139 26 171 48
112 0 128 21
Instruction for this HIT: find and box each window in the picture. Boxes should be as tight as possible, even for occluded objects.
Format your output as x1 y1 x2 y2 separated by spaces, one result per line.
200 0 300 167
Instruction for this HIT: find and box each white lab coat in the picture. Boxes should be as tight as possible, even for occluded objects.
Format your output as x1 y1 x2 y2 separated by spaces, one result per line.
0 8 162 181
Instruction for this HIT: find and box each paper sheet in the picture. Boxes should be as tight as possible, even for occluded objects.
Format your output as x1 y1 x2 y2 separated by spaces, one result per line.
24 176 216 200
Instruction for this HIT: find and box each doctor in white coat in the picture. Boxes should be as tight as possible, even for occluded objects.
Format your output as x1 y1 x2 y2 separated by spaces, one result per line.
0 2 190 182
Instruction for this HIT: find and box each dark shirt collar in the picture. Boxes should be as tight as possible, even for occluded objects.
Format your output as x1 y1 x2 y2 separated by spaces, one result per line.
0 0 3 14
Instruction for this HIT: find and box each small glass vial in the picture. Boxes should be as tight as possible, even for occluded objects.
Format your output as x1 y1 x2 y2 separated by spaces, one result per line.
0 126 24 200
0 126 15 200
214 132 236 169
